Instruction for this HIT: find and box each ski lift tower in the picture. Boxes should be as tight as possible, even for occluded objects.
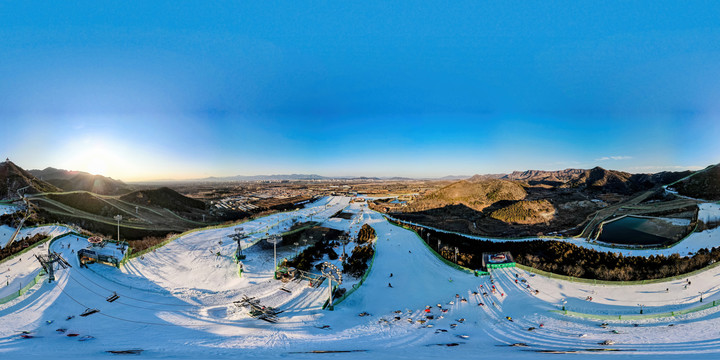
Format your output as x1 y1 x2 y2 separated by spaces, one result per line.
34 251 72 283
229 227 248 261
321 262 342 310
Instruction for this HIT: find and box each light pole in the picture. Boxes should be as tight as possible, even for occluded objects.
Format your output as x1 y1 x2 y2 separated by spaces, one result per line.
294 242 299 257
267 235 280 274
113 215 122 242
699 291 705 303
638 303 645 314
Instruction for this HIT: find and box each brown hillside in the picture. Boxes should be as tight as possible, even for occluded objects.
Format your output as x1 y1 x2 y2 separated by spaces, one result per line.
489 199 555 225
406 179 526 212
502 169 585 182
674 164 720 200
563 167 636 194
120 187 206 211
0 160 61 198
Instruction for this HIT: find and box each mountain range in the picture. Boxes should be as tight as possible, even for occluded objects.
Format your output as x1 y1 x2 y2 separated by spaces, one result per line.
28 167 130 195
0 160 61 198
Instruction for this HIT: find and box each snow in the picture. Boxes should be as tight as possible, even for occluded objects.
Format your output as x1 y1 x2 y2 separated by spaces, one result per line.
660 217 692 226
0 224 71 248
3 197 720 358
699 203 720 223
385 208 720 258
0 204 19 216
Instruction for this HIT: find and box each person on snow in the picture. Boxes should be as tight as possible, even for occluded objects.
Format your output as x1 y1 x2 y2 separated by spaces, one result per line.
388 283 393 288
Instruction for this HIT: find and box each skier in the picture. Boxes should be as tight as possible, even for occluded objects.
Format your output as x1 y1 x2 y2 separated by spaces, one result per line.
390 273 393 277
388 283 393 288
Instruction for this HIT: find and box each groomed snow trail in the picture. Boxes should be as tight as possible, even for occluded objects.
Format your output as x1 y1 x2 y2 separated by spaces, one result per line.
3 197 720 359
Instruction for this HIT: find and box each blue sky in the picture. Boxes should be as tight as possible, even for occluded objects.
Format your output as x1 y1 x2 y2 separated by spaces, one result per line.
1 1 719 180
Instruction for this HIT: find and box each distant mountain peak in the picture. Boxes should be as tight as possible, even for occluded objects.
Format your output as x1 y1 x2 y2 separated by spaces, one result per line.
0 160 61 198
27 167 130 195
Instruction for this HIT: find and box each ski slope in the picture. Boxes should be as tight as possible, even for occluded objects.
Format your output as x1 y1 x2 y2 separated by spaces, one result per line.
3 197 720 358
0 224 71 248
386 202 720 258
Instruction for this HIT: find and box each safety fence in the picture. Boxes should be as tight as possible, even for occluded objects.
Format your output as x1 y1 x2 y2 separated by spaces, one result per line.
0 231 87 305
388 216 716 285
516 261 720 286
552 299 720 321
331 238 378 308
383 214 563 242
0 236 52 266
386 218 488 276
386 213 701 252
0 269 46 306
487 262 516 270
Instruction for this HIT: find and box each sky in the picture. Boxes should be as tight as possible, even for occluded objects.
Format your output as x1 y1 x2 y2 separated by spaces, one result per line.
1 1 719 181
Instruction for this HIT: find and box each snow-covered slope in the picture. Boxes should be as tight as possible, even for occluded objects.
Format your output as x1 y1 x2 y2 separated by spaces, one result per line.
3 197 720 359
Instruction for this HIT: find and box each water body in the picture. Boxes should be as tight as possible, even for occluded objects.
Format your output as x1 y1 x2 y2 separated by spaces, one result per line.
597 216 678 246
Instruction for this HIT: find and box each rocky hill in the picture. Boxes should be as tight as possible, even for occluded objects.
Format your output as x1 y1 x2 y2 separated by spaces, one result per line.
562 167 636 193
0 160 61 198
673 164 720 200
489 199 555 225
562 167 693 194
28 167 130 195
468 167 690 191
406 179 527 212
502 169 585 183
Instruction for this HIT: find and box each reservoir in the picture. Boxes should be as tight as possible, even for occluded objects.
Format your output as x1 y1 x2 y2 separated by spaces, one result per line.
596 216 688 246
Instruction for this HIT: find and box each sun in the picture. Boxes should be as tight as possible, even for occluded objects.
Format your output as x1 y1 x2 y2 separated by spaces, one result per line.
87 158 108 176
69 140 113 176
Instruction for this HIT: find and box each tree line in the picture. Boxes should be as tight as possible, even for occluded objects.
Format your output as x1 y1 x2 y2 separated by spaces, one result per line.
390 218 720 281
